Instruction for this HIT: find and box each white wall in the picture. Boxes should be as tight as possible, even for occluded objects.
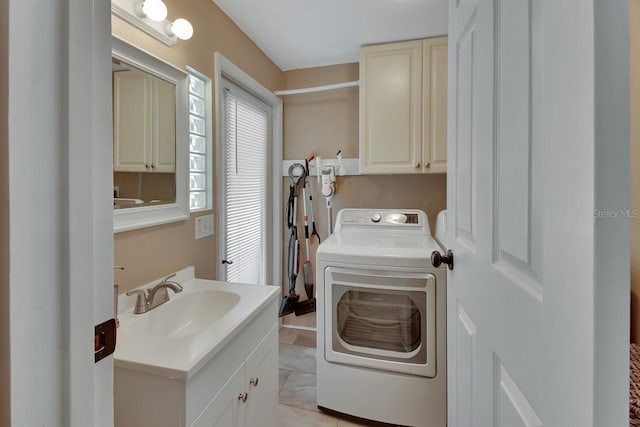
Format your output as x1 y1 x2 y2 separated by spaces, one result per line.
629 0 640 344
8 0 113 425
9 0 66 423
0 0 9 422
593 0 630 424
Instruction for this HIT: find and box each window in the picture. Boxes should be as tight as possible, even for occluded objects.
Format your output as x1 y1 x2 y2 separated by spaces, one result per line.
219 79 273 285
187 67 212 211
214 53 283 287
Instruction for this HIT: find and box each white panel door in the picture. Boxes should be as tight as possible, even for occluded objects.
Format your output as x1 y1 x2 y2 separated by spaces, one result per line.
446 0 627 426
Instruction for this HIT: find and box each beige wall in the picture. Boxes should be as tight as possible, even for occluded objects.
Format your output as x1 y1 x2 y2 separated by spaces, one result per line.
112 4 447 305
113 0 284 292
631 0 640 343
0 0 9 420
281 64 447 325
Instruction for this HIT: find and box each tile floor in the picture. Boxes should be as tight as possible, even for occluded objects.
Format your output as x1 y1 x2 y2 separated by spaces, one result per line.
278 327 381 427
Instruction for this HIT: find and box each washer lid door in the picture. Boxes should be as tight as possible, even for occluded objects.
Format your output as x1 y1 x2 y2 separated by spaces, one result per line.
324 267 437 378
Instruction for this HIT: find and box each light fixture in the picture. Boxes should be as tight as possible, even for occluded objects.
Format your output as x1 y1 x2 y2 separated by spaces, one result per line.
112 0 194 46
166 18 194 41
134 0 168 22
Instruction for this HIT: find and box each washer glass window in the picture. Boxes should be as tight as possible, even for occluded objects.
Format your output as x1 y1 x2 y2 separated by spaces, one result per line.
336 290 421 353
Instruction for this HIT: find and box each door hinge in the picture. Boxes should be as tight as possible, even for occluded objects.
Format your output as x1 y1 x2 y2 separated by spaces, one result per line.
94 318 117 363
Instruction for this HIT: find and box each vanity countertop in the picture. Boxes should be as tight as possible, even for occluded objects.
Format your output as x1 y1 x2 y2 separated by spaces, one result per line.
114 267 279 380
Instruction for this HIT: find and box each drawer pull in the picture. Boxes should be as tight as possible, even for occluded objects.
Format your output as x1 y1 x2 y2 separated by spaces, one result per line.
238 392 248 403
250 377 259 387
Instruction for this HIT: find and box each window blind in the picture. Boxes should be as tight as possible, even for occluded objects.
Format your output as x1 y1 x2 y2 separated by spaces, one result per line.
222 80 273 286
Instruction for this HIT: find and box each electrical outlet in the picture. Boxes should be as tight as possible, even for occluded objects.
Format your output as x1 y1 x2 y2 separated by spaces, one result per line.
195 214 214 240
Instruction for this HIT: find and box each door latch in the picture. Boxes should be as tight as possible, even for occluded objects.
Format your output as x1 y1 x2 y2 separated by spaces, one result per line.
95 318 117 363
431 250 454 271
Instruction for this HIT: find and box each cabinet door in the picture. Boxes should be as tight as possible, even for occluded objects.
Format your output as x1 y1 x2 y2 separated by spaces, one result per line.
113 70 152 172
191 365 246 427
152 78 176 173
244 325 278 427
422 37 448 174
360 40 423 174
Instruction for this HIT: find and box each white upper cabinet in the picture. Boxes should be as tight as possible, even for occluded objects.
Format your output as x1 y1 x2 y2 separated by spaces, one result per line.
359 37 448 174
113 69 152 172
422 37 448 174
151 77 177 173
113 69 176 173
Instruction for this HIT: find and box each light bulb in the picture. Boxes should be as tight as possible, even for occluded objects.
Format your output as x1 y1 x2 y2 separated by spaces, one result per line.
170 18 194 40
139 0 167 22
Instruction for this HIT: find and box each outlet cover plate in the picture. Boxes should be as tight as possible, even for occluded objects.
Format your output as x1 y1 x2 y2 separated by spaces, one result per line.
195 214 214 240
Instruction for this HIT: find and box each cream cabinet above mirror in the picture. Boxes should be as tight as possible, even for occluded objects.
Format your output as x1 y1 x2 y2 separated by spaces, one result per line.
112 36 189 233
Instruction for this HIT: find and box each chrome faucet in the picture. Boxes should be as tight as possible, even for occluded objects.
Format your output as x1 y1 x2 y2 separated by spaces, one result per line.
126 273 183 314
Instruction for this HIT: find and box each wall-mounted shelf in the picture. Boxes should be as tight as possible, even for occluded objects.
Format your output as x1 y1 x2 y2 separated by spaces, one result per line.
274 81 359 96
281 158 360 177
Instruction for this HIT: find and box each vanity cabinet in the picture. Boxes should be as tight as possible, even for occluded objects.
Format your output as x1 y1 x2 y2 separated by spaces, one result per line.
113 69 176 173
114 294 278 427
359 37 448 174
193 325 278 427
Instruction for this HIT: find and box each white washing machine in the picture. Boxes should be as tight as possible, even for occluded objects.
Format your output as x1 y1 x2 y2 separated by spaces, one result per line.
316 209 447 427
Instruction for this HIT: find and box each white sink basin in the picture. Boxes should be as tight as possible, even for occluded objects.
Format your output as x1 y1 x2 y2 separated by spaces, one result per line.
127 290 241 339
114 268 280 379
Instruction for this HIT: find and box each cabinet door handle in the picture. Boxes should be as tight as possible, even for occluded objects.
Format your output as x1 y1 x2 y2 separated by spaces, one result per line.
151 163 156 169
250 377 259 387
238 392 248 403
145 163 150 169
425 162 431 168
414 162 420 168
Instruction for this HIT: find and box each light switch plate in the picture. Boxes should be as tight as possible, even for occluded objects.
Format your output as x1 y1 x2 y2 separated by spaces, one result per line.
195 214 214 240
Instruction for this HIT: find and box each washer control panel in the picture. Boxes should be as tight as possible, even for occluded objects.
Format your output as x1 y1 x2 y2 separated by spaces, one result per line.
337 209 428 233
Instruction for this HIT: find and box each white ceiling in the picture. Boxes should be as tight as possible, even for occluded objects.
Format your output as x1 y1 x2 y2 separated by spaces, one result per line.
212 0 448 71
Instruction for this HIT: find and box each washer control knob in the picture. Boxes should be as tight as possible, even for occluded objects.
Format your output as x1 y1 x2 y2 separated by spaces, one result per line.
371 213 382 223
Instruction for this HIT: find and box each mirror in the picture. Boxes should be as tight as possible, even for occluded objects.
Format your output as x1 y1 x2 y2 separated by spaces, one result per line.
112 58 176 209
112 35 189 233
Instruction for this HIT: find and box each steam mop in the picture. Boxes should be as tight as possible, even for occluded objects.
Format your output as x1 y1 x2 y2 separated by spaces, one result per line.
278 163 305 317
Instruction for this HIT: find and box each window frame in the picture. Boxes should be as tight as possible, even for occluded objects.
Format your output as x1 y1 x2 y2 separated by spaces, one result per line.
213 53 283 288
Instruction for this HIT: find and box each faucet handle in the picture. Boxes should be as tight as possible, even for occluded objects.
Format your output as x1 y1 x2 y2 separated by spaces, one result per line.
126 289 148 314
